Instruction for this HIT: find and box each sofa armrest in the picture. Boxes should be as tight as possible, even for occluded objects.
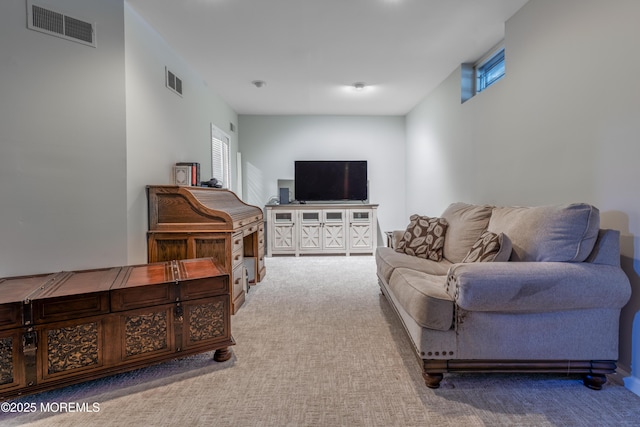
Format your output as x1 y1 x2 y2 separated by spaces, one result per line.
389 230 405 249
446 262 631 312
584 229 621 266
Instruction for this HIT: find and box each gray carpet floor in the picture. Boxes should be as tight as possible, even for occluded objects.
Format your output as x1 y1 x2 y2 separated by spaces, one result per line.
2 256 640 426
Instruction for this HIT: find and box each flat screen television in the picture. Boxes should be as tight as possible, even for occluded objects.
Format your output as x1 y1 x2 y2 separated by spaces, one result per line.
294 160 368 202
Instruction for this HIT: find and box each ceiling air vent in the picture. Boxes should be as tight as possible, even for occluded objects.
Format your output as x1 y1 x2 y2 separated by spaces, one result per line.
27 1 96 47
166 67 183 96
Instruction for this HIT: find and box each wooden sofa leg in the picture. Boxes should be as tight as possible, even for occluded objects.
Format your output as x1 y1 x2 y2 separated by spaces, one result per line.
583 373 607 390
423 372 443 389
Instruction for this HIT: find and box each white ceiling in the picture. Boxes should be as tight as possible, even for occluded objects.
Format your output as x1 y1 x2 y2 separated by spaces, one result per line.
126 0 529 116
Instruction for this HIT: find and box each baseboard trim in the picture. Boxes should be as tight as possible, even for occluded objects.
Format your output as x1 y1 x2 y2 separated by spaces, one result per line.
623 372 640 397
605 366 640 397
607 366 628 386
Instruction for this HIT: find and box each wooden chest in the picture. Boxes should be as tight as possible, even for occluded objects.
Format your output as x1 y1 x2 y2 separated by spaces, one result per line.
0 258 233 400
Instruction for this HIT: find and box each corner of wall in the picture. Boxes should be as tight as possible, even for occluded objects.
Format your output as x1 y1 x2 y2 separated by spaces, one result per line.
624 374 640 397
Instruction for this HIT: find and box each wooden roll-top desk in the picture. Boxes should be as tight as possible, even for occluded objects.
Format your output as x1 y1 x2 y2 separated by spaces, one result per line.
147 185 266 313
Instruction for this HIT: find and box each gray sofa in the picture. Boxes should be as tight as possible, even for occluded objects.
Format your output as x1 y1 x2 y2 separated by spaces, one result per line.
376 202 631 389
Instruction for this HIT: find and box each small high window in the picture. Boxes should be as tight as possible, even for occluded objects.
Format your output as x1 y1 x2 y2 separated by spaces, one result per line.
461 44 506 103
475 47 505 93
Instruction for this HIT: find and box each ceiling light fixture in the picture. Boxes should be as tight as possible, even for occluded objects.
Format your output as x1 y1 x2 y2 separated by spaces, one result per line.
353 82 366 91
252 80 266 88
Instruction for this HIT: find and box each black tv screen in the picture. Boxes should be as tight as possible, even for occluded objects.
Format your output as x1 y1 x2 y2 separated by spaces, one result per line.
294 160 368 202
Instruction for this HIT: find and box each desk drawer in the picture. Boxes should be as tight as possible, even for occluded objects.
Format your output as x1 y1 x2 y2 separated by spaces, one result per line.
232 248 244 270
243 224 258 237
231 264 245 302
231 232 243 254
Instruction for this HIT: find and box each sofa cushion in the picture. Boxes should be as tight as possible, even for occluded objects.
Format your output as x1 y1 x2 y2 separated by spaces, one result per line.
395 215 448 261
376 247 452 283
487 203 600 262
461 231 512 263
388 268 454 331
441 203 494 263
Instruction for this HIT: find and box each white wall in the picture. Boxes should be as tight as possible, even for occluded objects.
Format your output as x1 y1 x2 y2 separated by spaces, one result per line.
124 4 238 265
0 0 240 275
238 115 407 237
406 0 640 392
0 0 128 275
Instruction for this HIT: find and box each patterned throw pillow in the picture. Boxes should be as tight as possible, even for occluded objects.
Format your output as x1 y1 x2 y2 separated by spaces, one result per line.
395 215 448 261
461 231 512 263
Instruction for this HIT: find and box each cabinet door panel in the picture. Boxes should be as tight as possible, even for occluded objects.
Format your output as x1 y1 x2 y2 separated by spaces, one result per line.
323 210 345 223
153 237 189 262
301 211 321 223
182 296 231 351
119 306 174 362
350 224 373 249
270 210 296 253
299 224 321 250
194 237 227 268
350 210 372 222
0 330 25 392
349 209 375 252
323 224 346 249
38 317 106 381
272 225 295 251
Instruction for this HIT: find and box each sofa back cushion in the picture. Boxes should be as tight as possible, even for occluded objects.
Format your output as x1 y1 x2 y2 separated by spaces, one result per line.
441 203 493 263
487 203 600 262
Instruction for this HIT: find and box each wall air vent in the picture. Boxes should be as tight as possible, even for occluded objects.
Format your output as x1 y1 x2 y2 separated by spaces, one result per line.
27 1 96 47
166 67 183 96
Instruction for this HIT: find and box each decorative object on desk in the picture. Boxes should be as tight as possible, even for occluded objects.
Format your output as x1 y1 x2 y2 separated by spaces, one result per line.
173 165 192 186
176 162 200 186
201 177 223 188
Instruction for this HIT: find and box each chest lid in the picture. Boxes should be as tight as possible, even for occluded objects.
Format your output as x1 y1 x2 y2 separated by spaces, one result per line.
0 274 56 330
29 268 120 324
110 259 228 311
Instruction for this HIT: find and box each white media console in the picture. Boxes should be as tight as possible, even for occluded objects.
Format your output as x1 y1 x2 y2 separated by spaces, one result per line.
265 204 378 256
